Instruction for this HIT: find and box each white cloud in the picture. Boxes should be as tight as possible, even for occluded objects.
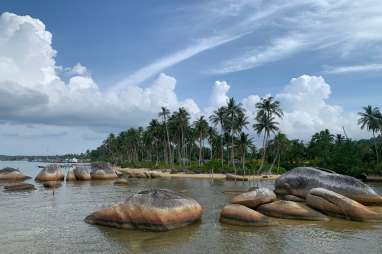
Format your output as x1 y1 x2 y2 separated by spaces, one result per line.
276 75 364 140
0 12 198 131
209 0 382 74
113 34 243 89
211 35 304 74
323 64 382 74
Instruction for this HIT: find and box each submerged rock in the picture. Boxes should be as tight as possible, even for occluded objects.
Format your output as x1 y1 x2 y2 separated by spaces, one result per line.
231 188 276 209
0 167 31 181
226 173 249 181
274 167 382 205
257 200 329 221
4 183 36 191
66 168 77 181
74 167 91 180
43 181 62 189
306 188 382 222
90 163 117 180
113 178 129 186
220 204 271 226
85 189 203 231
35 164 64 182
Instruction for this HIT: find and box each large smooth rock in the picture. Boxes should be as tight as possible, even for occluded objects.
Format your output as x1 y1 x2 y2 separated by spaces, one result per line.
257 200 329 221
66 168 77 181
35 164 64 182
90 163 117 180
74 167 91 180
0 167 31 181
4 183 36 191
149 170 164 178
226 173 249 181
220 204 271 226
231 188 276 209
306 188 382 222
274 167 382 205
85 189 203 231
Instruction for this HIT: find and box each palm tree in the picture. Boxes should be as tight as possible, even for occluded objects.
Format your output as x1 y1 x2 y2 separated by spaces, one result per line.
255 97 283 173
172 107 190 165
238 132 252 177
358 105 381 164
224 97 245 171
254 114 280 173
194 116 209 166
159 107 172 167
209 106 227 168
269 132 289 172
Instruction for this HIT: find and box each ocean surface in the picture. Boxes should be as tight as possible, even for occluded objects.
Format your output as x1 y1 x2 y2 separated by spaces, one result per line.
0 161 382 254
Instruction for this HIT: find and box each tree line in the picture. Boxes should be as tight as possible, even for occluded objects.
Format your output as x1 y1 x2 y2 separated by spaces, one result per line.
87 99 382 177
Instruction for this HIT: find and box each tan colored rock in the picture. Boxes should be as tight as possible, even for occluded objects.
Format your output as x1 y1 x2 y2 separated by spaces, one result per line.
66 168 77 181
126 168 150 178
306 188 382 222
226 173 249 181
35 164 64 182
257 200 329 221
113 178 128 186
0 167 30 181
4 183 36 191
85 189 203 231
74 167 91 180
220 204 271 226
90 163 118 180
150 170 164 178
231 188 276 209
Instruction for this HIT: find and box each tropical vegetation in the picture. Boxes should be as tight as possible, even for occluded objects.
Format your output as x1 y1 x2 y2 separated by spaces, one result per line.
87 99 382 178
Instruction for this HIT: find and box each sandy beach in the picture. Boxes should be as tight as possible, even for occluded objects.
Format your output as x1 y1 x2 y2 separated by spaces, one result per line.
118 167 280 180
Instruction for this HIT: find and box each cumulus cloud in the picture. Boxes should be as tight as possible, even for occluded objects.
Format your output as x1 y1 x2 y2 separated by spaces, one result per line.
277 75 362 140
0 12 199 130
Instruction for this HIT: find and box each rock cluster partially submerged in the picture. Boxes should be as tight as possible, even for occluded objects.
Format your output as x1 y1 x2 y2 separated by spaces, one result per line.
85 189 203 231
220 167 382 226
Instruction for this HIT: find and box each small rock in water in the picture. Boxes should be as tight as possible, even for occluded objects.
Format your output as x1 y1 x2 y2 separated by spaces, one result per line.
0 167 31 181
113 178 128 186
257 200 329 221
220 204 272 226
231 188 276 209
4 183 36 192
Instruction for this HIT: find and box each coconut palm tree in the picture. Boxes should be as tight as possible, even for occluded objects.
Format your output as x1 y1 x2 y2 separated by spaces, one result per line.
224 97 245 170
194 116 209 166
254 114 280 173
159 107 172 166
209 106 227 167
358 105 381 164
255 97 283 173
238 132 252 177
172 107 190 165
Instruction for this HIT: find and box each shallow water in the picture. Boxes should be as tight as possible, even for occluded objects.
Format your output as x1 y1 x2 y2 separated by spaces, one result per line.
0 161 382 254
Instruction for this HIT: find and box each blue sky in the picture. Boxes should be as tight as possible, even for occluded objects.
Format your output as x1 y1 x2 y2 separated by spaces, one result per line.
0 0 381 154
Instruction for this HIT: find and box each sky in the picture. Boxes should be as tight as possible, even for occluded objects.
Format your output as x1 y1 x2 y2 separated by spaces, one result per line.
0 0 381 155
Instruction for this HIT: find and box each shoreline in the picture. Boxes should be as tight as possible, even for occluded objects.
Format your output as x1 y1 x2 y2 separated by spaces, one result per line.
118 168 280 180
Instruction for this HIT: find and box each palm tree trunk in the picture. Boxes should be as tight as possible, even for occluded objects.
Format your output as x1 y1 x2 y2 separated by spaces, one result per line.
259 132 268 173
199 135 202 166
220 125 224 168
373 131 380 164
